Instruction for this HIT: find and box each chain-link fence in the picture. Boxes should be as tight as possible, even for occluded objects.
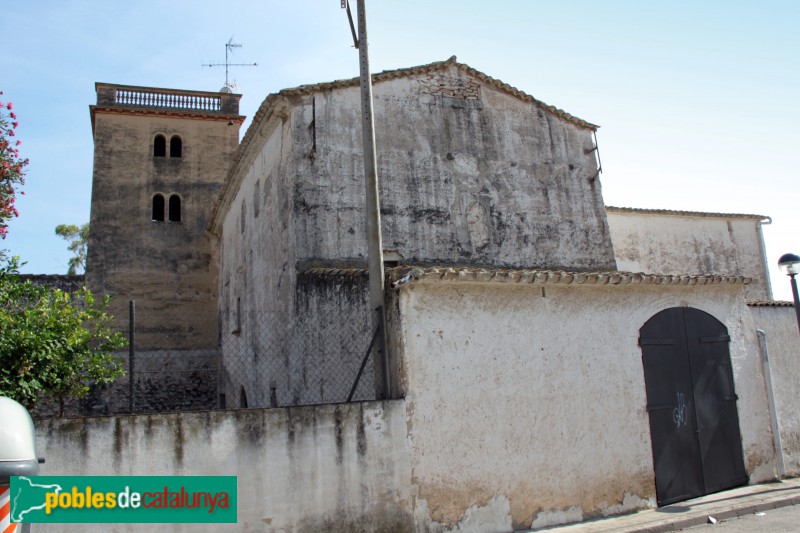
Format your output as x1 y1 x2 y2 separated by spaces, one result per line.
28 268 381 417
219 305 377 409
57 295 379 416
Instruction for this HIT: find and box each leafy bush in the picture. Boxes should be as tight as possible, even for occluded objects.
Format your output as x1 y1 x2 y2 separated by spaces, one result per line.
0 258 126 414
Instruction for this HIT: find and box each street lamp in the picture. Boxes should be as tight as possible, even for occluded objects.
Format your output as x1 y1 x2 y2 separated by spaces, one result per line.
778 253 800 334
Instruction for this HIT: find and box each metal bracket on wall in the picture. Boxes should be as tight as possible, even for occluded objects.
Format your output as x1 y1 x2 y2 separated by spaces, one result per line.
341 0 359 48
585 131 603 182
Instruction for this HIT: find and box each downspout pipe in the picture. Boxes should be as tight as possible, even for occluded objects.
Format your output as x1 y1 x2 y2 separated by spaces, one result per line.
757 217 773 300
757 329 786 478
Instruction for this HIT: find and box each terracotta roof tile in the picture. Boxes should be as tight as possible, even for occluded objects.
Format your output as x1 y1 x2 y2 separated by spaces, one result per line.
278 56 597 130
747 300 795 307
606 206 769 220
302 266 751 288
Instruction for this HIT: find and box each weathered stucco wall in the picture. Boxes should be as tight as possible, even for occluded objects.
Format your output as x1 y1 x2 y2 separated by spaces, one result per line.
218 270 374 409
217 111 301 409
217 61 616 286
606 209 770 300
29 283 788 532
749 305 800 475
218 111 292 323
215 63 618 409
289 66 615 270
395 281 775 531
34 401 413 532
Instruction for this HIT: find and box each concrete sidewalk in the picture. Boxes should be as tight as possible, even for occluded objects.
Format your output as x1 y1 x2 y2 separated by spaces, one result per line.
530 478 800 532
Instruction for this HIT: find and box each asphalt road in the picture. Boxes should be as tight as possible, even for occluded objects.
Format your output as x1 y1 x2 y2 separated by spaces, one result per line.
681 503 800 532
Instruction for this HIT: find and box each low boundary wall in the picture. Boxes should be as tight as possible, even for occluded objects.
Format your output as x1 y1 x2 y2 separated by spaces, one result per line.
34 400 413 532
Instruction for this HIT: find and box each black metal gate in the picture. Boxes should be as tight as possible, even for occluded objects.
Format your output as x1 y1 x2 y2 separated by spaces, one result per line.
640 307 747 506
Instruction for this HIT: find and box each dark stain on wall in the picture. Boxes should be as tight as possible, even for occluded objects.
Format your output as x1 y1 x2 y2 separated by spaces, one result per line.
334 406 345 465
174 415 184 467
356 404 368 458
237 409 265 445
113 416 125 457
286 407 297 446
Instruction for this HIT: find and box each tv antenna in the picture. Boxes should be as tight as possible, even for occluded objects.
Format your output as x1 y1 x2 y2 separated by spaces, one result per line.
202 38 257 91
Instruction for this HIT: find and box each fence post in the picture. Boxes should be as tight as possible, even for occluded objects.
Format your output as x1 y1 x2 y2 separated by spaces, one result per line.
129 300 135 414
378 305 390 399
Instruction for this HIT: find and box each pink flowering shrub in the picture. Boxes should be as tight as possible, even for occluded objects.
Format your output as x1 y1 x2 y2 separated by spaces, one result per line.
0 92 28 238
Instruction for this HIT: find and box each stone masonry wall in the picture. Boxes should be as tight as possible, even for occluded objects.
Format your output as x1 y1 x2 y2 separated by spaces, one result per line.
87 109 239 342
32 348 218 418
19 274 85 293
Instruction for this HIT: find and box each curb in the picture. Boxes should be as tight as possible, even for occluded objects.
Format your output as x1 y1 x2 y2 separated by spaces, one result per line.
634 496 800 533
533 479 800 533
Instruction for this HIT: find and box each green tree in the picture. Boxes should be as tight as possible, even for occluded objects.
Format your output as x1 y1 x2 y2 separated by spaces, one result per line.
0 92 124 415
0 258 126 415
55 223 89 275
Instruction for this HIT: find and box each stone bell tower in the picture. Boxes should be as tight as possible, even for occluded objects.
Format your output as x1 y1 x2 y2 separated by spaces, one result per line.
86 83 243 410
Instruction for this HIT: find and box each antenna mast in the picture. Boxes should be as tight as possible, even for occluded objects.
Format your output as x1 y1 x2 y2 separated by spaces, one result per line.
202 38 257 90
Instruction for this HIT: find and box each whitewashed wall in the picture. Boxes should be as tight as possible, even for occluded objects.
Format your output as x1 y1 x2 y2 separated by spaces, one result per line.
749 305 800 475
34 401 413 532
606 210 770 300
30 282 787 533
395 281 776 531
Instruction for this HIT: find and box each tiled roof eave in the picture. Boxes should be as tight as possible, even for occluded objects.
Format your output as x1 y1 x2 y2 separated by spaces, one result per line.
279 56 598 130
303 267 752 288
747 300 795 307
606 206 769 220
398 268 751 287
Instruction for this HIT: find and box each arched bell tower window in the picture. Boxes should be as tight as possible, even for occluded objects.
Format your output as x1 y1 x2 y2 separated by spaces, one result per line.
170 135 182 158
153 135 166 157
168 194 182 222
152 194 165 221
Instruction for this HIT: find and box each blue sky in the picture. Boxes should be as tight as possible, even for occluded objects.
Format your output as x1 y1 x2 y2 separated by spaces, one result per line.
2 1 798 299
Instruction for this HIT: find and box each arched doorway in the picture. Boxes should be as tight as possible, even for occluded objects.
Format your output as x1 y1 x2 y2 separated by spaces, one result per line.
639 307 747 506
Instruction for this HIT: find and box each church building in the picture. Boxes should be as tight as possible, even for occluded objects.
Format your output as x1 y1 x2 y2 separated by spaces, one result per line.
80 56 798 530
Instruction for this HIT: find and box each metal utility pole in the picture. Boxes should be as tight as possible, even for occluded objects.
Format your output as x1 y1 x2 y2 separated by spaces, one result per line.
344 0 390 399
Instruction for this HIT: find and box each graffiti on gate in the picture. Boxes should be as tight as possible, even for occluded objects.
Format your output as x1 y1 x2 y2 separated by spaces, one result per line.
673 392 688 429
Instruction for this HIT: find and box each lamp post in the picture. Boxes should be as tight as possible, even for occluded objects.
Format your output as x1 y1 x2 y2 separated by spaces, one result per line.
778 252 800 334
